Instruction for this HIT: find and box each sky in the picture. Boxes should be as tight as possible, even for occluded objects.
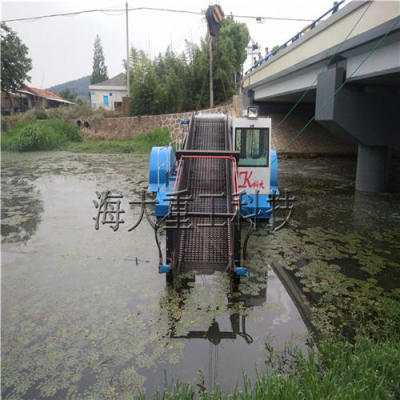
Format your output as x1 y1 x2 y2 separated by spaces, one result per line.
2 0 338 88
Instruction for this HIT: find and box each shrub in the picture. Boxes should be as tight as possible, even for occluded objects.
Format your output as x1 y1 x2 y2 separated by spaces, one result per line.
2 103 112 132
1 119 82 151
35 110 48 120
15 125 40 151
44 119 82 142
46 103 110 121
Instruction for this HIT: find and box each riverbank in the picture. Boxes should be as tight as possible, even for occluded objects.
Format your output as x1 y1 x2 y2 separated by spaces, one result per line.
1 118 171 153
66 127 170 153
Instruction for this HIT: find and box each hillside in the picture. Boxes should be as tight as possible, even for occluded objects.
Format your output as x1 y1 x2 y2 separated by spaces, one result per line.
48 75 91 100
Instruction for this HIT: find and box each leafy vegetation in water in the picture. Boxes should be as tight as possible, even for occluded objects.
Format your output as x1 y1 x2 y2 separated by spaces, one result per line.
2 153 400 399
1 175 43 243
252 223 400 338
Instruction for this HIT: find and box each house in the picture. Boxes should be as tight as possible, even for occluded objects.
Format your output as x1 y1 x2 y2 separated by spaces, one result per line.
88 73 128 111
18 87 75 109
1 87 74 115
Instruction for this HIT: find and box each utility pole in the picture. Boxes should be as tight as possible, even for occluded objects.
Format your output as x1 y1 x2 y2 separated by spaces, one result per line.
125 2 130 97
205 4 223 108
209 32 214 108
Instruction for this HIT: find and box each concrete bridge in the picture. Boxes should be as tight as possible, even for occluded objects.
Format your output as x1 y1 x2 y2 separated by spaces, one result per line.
242 0 400 192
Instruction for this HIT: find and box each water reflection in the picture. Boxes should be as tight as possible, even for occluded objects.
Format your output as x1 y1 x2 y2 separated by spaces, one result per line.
155 265 309 393
165 273 261 345
352 190 400 228
164 275 256 392
1 174 44 243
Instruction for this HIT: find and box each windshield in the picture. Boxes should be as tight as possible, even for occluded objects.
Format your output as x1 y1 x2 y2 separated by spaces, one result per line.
235 128 269 167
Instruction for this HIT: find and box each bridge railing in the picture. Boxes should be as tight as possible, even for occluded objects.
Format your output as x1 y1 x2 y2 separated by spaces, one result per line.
245 0 345 76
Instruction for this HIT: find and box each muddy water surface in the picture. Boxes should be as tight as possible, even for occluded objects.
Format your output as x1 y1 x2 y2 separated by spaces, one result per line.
2 152 399 398
2 152 311 399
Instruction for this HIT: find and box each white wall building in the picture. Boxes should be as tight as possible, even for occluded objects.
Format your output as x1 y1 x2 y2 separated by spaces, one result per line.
89 73 128 111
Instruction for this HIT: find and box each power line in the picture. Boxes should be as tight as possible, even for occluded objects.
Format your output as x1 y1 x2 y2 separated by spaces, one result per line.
2 8 120 23
128 7 202 17
2 6 313 24
228 14 313 22
131 8 314 22
99 11 125 17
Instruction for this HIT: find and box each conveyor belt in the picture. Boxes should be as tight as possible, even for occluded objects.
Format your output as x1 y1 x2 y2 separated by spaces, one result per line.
187 119 226 150
168 115 239 274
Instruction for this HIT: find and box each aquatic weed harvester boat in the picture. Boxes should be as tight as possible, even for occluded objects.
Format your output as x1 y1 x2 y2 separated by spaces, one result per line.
147 107 294 282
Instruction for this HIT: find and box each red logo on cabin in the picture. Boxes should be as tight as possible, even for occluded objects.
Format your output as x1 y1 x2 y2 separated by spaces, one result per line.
238 171 265 190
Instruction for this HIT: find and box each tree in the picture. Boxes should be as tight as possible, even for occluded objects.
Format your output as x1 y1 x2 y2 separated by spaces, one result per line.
59 88 77 102
187 19 249 108
125 18 249 115
129 49 161 116
213 19 250 104
0 23 32 93
90 35 108 84
155 47 186 113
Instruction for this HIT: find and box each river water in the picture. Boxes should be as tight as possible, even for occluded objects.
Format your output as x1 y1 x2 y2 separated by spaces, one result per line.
2 151 399 399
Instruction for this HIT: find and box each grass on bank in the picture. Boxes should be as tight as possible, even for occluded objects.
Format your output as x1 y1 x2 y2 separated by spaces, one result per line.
1 119 170 153
67 127 170 153
154 339 400 400
149 297 400 400
2 103 114 131
1 119 82 151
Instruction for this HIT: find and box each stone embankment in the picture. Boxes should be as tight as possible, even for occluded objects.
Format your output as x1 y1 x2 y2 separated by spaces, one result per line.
85 100 357 156
84 104 234 142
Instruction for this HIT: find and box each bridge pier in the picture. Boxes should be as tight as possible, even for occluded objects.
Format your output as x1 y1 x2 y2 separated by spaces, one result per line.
356 144 391 192
315 66 398 192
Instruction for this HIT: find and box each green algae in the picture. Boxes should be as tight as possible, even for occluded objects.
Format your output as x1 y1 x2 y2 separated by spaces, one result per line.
251 223 400 337
251 158 400 339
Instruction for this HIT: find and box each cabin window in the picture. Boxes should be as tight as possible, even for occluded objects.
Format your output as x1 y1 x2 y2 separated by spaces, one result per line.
235 128 269 167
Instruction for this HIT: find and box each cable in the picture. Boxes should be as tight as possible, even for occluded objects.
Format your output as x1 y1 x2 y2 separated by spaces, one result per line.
2 6 313 24
229 14 313 22
99 11 125 17
128 7 201 16
2 8 122 23
278 15 400 155
274 1 373 132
